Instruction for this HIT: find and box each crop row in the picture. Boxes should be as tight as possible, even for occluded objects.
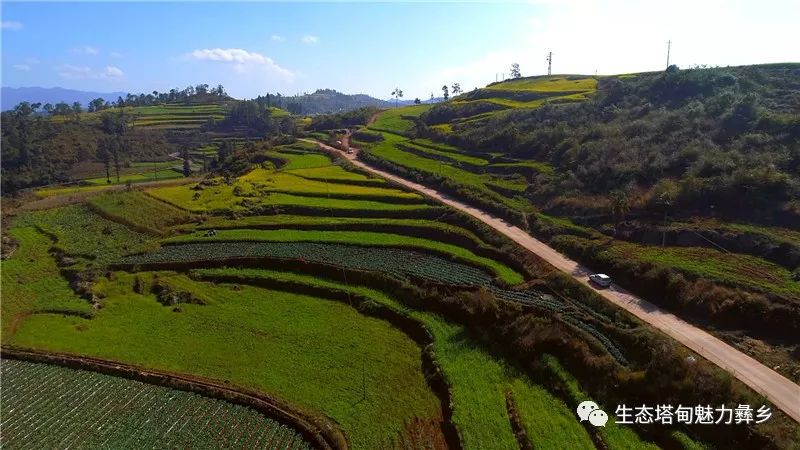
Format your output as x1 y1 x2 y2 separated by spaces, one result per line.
122 242 494 287
1 359 310 450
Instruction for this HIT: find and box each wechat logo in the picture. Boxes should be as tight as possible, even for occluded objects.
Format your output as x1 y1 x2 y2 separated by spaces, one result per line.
577 400 609 427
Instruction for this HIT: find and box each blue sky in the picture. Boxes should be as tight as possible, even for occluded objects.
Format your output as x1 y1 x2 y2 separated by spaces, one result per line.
2 1 798 99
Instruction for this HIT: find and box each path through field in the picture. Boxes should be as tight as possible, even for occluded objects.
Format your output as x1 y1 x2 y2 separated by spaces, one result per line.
302 138 800 424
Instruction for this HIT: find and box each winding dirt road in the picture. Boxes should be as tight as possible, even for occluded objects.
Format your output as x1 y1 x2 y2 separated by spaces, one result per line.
302 138 800 424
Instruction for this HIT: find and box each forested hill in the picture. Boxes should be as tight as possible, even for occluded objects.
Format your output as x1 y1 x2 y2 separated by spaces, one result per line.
421 63 800 226
252 89 393 115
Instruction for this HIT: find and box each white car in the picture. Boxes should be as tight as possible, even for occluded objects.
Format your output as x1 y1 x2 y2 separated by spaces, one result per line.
589 273 612 287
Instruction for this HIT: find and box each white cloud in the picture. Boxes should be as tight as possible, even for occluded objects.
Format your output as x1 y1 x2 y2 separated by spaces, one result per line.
1 21 22 30
13 58 41 71
301 35 318 44
71 46 99 55
56 64 124 80
109 51 123 58
188 47 295 81
103 65 124 77
271 35 285 42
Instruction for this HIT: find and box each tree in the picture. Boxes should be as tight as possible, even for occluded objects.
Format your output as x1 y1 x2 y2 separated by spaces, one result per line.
53 102 72 115
451 83 462 96
414 98 421 104
96 139 112 184
609 189 631 221
101 111 128 135
181 147 192 177
88 98 105 113
391 88 403 108
112 141 121 183
510 63 521 78
442 85 449 101
43 103 54 114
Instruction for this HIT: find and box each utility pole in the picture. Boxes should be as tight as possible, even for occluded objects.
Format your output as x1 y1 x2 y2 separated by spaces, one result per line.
666 40 671 69
547 51 552 76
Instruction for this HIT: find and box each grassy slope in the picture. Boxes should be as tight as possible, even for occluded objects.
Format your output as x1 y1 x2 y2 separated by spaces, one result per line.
1 227 92 337
8 272 441 449
369 104 433 134
192 268 597 450
165 228 523 284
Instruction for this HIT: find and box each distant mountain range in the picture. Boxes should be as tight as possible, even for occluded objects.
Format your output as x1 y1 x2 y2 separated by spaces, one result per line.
1 87 128 111
2 86 443 114
264 89 443 114
391 98 445 107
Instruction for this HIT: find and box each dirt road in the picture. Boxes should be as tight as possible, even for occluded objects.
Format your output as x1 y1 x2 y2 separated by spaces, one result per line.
302 138 800 423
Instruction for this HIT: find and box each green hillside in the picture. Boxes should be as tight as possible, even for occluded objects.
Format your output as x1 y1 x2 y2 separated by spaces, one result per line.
351 64 800 380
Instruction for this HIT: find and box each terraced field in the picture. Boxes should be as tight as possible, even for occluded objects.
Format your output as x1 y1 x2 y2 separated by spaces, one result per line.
51 103 229 129
147 146 435 214
354 77 596 209
1 359 311 449
1 142 706 449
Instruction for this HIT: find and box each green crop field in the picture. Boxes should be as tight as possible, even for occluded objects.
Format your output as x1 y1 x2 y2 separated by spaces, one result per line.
239 168 422 200
122 241 499 287
267 150 333 171
34 184 117 198
8 272 443 449
13 206 156 267
189 215 488 246
1 359 312 449
164 229 523 284
285 165 386 184
88 190 193 232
